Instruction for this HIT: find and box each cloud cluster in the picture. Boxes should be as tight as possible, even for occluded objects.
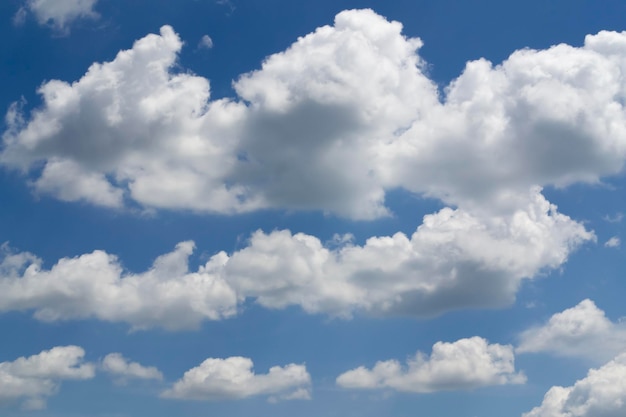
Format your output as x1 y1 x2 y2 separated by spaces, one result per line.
161 356 310 402
0 190 591 329
14 0 99 32
517 299 626 362
0 347 307 408
1 11 611 329
0 346 95 410
4 9 626 220
336 337 525 393
524 352 626 417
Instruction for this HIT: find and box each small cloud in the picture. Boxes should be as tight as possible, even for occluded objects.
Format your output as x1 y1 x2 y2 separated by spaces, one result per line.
161 356 311 401
603 212 624 223
605 236 620 248
517 299 626 362
101 353 163 383
216 0 235 13
337 337 525 393
13 6 27 26
15 0 100 34
198 34 214 49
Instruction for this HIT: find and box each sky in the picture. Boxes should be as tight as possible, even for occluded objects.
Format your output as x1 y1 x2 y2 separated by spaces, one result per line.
1 0 626 416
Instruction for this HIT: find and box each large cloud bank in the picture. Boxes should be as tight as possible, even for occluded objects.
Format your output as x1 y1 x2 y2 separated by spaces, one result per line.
0 191 591 330
2 8 616 329
3 9 626 219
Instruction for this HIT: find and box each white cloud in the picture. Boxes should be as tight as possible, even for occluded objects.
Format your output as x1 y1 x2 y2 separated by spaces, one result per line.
16 0 99 33
161 357 310 402
604 236 620 248
517 299 626 362
336 337 525 393
523 352 626 417
604 212 623 223
4 10 626 221
0 11 612 315
0 346 95 409
101 353 163 382
0 188 592 329
224 188 592 317
198 34 214 49
0 241 238 331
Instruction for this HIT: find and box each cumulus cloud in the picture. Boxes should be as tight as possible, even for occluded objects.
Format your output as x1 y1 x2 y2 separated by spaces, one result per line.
0 188 592 329
223 188 592 317
15 0 99 33
523 352 626 417
0 346 95 410
4 9 626 221
336 337 525 393
0 241 238 331
161 356 310 402
101 353 163 382
604 236 621 248
517 299 626 362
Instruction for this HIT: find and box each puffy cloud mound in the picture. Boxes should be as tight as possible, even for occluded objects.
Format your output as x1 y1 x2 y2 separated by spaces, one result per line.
0 241 238 331
336 337 525 393
15 0 99 32
4 10 626 219
0 346 95 410
224 188 592 317
0 188 592 329
101 353 163 382
524 352 626 417
161 356 311 402
517 299 626 361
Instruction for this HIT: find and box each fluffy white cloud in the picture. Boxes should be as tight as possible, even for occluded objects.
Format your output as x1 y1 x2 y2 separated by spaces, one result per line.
15 0 99 32
0 188 592 329
0 346 95 410
605 236 621 248
336 337 525 393
517 299 626 361
161 357 310 402
524 352 626 417
5 10 626 220
0 241 238 331
101 353 163 382
224 188 592 317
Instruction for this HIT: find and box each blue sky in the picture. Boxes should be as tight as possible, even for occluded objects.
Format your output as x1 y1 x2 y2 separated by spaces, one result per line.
1 0 626 416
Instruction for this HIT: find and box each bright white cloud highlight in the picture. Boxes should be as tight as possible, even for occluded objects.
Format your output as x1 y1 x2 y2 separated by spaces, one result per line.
524 352 626 417
161 357 310 402
517 299 626 361
16 0 99 32
605 236 621 248
101 353 163 382
336 337 525 393
0 189 592 329
0 346 95 409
